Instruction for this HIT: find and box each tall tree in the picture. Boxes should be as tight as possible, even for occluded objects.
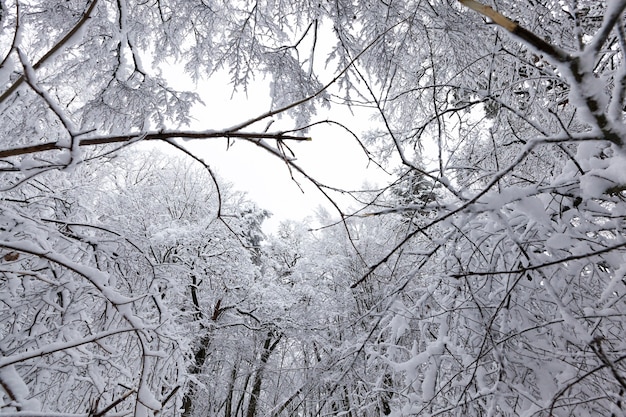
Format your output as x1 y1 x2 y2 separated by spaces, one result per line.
0 158 184 416
2 1 626 416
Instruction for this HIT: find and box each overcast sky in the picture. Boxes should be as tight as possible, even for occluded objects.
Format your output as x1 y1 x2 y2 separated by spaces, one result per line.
167 70 393 231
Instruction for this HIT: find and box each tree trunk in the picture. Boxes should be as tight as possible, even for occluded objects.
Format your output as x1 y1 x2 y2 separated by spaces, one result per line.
245 331 282 417
224 362 238 417
182 275 210 417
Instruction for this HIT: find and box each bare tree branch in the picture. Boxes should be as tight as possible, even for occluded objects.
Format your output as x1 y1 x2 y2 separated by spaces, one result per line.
0 130 311 159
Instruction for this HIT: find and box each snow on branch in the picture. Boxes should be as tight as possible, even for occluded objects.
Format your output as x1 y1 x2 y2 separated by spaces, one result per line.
0 0 99 106
458 0 626 148
458 0 570 62
0 328 139 369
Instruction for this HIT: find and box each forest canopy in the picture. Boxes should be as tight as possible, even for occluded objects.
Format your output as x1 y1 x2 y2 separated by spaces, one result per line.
1 0 626 416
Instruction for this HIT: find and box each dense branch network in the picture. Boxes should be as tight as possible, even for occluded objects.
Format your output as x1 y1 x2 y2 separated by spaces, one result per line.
1 1 626 416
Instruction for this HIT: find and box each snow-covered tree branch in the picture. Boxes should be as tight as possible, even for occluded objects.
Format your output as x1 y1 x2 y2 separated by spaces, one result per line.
2 0 626 416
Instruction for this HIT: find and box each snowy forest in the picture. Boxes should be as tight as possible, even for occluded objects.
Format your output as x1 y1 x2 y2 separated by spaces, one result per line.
1 0 626 416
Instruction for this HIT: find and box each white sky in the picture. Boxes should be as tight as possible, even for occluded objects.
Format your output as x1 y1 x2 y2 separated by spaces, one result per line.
167 71 393 231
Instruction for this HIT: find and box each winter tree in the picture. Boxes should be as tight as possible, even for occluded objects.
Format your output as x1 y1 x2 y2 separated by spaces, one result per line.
2 0 626 416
